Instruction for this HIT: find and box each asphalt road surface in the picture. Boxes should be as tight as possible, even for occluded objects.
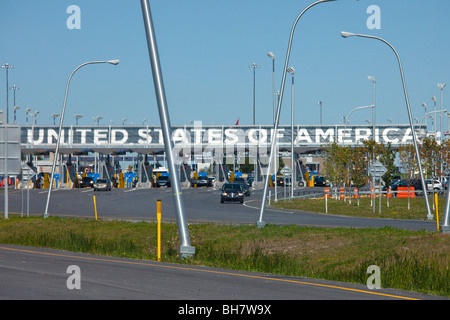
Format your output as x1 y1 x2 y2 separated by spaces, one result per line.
4 186 437 231
1 185 444 301
0 244 442 301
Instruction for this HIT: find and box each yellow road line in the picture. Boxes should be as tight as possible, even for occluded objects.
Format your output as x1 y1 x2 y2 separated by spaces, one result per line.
0 245 419 300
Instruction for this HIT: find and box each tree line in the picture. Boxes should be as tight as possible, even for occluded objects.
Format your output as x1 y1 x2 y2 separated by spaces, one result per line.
322 136 450 188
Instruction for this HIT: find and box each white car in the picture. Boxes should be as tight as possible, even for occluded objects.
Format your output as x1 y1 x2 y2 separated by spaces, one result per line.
425 179 444 194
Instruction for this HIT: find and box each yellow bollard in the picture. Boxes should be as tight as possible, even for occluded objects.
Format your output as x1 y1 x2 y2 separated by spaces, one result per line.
157 200 162 262
93 195 98 221
435 193 439 232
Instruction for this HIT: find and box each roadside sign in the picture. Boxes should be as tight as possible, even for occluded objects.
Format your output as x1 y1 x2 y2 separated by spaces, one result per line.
280 167 292 176
368 160 387 178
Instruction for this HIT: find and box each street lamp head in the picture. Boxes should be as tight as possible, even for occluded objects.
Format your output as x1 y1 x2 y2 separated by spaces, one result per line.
267 52 275 59
287 66 296 74
432 96 437 102
368 76 376 83
108 60 120 65
422 103 427 108
437 83 446 90
14 106 20 111
340 31 356 38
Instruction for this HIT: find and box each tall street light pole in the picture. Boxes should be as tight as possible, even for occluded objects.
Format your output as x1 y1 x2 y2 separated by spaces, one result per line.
267 52 276 122
1 63 13 124
287 66 295 199
13 106 20 125
319 101 323 125
74 114 83 125
340 31 433 220
140 0 195 258
10 85 19 116
368 75 376 214
249 63 260 125
258 0 337 228
44 60 119 219
438 84 446 144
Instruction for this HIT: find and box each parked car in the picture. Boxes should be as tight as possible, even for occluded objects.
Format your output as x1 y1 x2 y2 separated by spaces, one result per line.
94 178 112 191
220 183 245 204
156 175 171 188
80 176 94 188
425 179 444 194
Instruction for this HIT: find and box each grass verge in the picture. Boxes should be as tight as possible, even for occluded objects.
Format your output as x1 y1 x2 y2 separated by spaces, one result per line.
0 215 448 297
271 196 446 221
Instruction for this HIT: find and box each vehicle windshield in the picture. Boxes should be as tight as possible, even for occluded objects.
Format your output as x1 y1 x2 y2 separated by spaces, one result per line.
223 184 243 191
96 179 108 183
158 176 169 180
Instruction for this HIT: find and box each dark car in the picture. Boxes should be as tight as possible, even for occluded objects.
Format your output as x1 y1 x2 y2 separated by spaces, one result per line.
314 176 327 187
156 175 171 188
221 183 245 204
80 176 94 188
93 178 112 191
233 177 250 196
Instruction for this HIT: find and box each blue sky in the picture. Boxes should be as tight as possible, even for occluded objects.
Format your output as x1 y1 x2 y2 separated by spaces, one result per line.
1 0 449 130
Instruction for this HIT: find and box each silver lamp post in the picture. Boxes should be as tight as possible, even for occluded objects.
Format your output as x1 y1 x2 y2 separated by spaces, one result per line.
340 31 433 220
422 103 427 130
140 0 194 257
33 110 39 125
287 66 295 198
10 85 19 116
52 113 60 126
258 0 337 228
44 60 119 218
319 101 323 125
26 108 31 125
13 106 20 124
267 52 276 122
74 114 83 125
93 116 103 126
438 84 446 144
368 76 376 140
1 63 13 123
249 63 260 125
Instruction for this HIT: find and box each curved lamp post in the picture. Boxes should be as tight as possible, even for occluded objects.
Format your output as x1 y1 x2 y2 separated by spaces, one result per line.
340 31 433 220
257 0 337 228
44 60 119 218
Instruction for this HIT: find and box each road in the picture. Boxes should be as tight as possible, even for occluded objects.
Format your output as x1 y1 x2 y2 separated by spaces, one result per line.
4 185 437 231
0 244 441 301
1 185 444 301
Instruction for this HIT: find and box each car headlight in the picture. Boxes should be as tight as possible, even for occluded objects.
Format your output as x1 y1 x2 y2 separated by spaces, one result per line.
222 192 227 196
238 192 243 196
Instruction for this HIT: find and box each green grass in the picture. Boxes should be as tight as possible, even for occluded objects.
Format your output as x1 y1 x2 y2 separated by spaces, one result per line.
0 215 449 297
271 196 446 222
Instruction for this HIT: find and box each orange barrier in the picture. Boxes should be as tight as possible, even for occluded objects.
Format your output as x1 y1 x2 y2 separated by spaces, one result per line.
339 188 345 199
387 187 392 198
397 187 415 198
353 188 359 199
324 188 330 198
